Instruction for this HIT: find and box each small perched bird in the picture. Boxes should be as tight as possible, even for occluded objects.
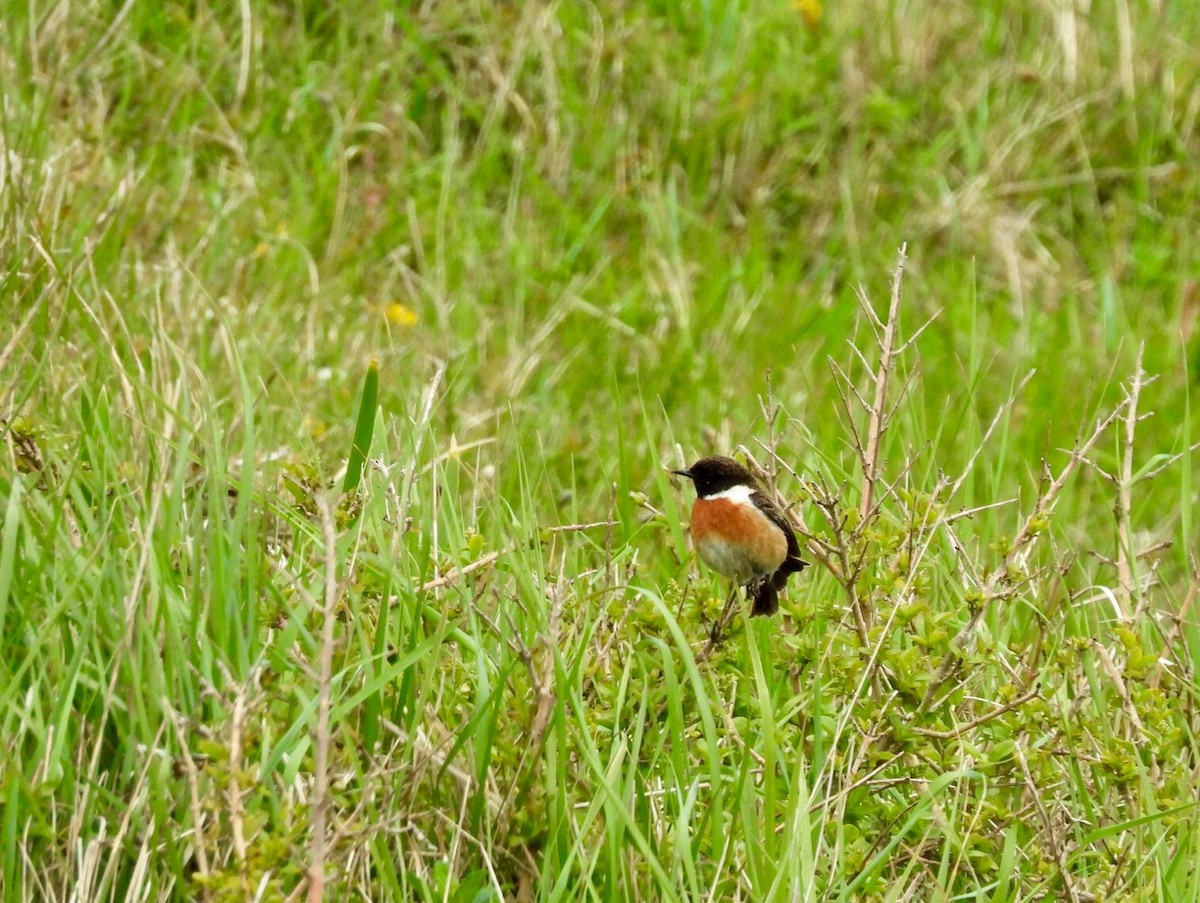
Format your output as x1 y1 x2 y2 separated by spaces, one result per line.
673 456 809 617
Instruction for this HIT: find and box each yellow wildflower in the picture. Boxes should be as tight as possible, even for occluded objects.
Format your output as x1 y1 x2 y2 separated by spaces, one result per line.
791 0 822 27
385 303 419 327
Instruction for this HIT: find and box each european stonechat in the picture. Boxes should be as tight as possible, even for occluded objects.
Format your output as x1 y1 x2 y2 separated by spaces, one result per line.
673 456 809 617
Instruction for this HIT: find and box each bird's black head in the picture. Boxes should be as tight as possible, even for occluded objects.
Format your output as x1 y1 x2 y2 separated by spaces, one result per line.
672 455 757 498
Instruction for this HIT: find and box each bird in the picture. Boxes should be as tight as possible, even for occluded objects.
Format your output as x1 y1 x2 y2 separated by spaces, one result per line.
673 455 809 618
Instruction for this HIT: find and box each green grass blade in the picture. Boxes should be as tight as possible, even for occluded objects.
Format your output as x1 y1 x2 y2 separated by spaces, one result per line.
343 359 379 495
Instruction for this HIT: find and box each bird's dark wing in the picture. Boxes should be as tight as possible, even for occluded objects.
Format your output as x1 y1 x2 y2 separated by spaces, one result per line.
751 490 810 584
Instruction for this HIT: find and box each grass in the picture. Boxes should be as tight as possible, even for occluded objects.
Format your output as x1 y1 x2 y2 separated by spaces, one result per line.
3 0 1200 899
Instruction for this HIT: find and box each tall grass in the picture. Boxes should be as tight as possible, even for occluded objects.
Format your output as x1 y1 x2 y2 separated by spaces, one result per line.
2 1 1199 899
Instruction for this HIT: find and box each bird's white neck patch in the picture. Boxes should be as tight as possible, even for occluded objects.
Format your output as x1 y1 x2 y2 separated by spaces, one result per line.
701 483 754 503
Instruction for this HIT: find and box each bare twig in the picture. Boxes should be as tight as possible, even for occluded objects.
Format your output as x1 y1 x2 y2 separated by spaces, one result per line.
308 494 340 902
1115 345 1147 616
1015 741 1090 903
1147 560 1198 689
169 715 213 903
913 683 1041 739
756 370 784 499
529 557 564 752
418 550 504 592
697 585 743 661
227 666 253 896
544 520 620 534
859 244 907 519
828 357 875 431
942 498 1019 524
945 370 1036 503
1091 641 1148 747
1000 408 1126 576
807 481 873 651
1129 438 1200 483
920 397 1129 712
415 520 613 597
744 444 843 580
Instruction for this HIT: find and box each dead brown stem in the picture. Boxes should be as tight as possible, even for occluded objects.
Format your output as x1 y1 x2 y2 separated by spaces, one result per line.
859 244 907 519
308 494 340 902
170 715 213 902
228 668 252 896
1147 561 1198 689
1115 344 1147 616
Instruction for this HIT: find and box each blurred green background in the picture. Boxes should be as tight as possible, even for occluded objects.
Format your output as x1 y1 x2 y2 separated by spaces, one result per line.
3 1 1199 899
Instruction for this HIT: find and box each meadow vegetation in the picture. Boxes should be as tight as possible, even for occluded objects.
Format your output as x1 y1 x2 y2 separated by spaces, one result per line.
2 1 1200 900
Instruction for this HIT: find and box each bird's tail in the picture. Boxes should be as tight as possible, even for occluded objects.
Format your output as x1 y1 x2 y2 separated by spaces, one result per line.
749 555 811 617
749 579 779 617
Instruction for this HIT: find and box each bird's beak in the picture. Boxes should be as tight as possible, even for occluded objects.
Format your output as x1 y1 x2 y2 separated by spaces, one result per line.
671 468 692 479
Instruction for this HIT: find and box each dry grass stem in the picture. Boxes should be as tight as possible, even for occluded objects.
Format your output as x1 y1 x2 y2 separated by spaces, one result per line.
307 494 341 902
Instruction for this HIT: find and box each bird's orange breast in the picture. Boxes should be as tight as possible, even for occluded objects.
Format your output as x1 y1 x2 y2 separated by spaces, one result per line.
690 496 788 582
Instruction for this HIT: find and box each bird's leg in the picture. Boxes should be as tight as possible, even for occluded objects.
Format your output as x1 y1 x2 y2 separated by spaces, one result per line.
707 583 742 648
